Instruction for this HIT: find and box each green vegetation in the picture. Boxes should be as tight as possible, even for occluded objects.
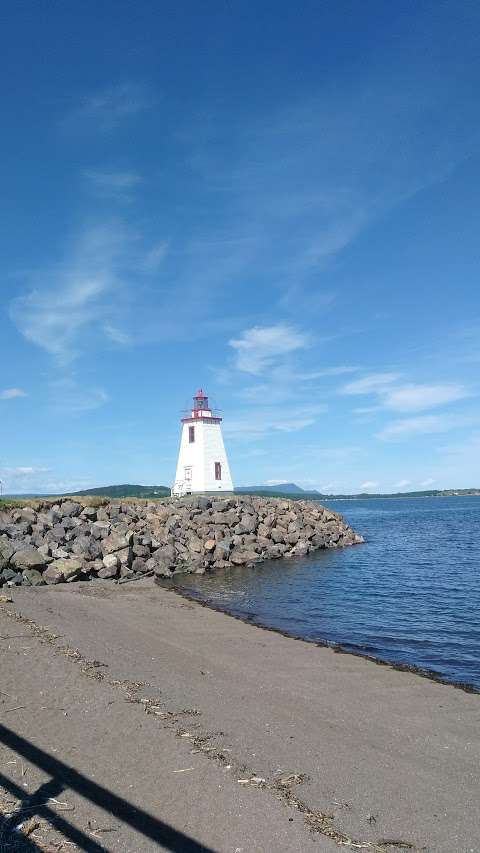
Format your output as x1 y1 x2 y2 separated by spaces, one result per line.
62 484 171 499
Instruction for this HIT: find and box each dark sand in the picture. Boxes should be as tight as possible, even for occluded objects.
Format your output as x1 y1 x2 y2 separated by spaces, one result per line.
1 579 479 852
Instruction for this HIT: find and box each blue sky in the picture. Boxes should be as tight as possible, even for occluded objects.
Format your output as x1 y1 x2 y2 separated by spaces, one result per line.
1 0 479 495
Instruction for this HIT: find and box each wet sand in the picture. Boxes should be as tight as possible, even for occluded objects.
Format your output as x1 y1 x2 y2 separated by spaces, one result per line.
1 578 479 852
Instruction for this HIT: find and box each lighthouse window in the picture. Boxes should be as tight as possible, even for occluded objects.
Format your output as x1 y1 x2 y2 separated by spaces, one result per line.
215 462 222 480
189 426 195 443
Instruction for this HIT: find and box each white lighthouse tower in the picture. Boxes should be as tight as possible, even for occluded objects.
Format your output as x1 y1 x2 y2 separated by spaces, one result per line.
172 389 234 496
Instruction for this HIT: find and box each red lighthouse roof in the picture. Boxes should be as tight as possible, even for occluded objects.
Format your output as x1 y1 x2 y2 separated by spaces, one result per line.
181 387 222 424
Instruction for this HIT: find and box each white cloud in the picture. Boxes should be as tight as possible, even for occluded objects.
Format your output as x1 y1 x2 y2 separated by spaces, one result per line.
63 83 150 133
104 324 130 345
229 324 310 374
141 241 170 273
377 414 470 441
0 388 27 400
224 403 327 438
342 373 472 417
8 466 49 475
419 478 436 487
10 223 128 362
382 384 470 413
49 378 109 414
340 373 399 395
300 365 360 379
84 169 141 200
359 481 379 490
393 479 411 489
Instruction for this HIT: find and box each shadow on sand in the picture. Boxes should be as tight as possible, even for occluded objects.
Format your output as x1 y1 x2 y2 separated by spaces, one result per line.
0 723 218 852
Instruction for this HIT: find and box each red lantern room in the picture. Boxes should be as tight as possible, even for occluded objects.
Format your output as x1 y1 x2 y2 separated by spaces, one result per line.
181 389 222 423
193 388 210 414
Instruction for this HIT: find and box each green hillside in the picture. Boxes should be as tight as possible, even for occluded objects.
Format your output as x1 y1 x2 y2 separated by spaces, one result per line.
63 484 171 499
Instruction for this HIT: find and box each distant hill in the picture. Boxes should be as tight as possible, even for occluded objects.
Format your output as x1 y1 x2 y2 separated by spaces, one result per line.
2 482 479 502
235 483 307 495
62 484 171 499
236 486 480 501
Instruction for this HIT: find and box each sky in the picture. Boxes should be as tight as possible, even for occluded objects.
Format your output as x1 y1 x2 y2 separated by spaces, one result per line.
1 0 479 495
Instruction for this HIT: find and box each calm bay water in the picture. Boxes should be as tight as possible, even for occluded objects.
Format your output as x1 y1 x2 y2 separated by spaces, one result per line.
171 496 480 690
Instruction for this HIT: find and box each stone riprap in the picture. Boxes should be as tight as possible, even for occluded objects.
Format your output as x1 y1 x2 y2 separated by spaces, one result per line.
0 496 364 588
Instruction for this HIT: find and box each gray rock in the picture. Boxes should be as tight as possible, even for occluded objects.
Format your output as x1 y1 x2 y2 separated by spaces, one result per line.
132 557 148 573
102 553 120 571
230 548 258 565
270 528 285 544
11 547 46 571
44 564 65 584
22 569 45 586
2 567 17 581
51 547 70 559
288 540 310 557
7 572 24 586
81 506 98 520
91 521 111 539
132 543 149 558
116 546 132 568
49 524 66 542
72 535 91 556
102 533 131 554
47 558 84 582
98 562 119 579
61 500 82 517
151 560 174 579
0 538 15 568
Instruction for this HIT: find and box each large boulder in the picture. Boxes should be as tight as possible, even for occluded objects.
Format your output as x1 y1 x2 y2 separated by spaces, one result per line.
60 501 82 517
0 538 15 569
11 547 46 571
230 548 258 566
102 533 131 554
22 569 45 586
98 554 119 578
46 557 83 583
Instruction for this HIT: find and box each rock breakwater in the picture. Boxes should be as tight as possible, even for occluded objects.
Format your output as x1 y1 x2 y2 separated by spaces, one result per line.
0 496 363 588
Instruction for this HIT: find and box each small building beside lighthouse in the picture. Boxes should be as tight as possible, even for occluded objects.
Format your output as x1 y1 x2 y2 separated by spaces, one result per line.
172 389 234 496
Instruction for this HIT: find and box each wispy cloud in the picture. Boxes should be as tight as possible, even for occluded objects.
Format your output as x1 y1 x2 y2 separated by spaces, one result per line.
141 241 169 273
84 169 141 201
377 414 472 441
224 403 327 439
382 384 470 413
0 388 27 400
10 223 130 362
393 479 411 489
359 480 379 490
341 373 400 395
229 324 310 374
103 324 130 346
49 377 109 414
63 83 151 133
419 478 436 487
342 373 471 414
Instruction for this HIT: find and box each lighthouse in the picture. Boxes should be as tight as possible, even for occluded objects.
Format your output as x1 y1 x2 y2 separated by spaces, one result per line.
172 389 234 496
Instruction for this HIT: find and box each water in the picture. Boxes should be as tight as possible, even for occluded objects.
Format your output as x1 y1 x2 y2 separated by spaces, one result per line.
169 496 480 691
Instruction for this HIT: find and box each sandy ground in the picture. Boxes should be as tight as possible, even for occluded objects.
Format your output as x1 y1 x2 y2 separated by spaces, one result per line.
0 579 479 853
